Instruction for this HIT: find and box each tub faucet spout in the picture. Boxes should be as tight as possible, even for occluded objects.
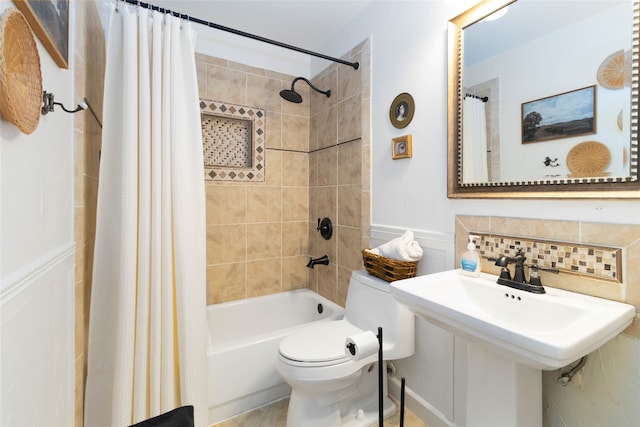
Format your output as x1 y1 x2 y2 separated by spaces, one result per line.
307 255 329 269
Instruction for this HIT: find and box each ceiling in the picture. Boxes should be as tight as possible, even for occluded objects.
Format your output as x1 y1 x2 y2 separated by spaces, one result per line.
151 0 373 53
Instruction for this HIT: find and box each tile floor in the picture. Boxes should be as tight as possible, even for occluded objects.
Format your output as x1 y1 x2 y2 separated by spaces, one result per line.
211 397 427 427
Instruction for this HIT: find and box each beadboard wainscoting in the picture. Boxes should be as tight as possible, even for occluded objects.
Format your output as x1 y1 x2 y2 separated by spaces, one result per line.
1 244 75 426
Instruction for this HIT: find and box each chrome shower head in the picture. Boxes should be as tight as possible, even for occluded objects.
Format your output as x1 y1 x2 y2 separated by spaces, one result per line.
280 76 331 104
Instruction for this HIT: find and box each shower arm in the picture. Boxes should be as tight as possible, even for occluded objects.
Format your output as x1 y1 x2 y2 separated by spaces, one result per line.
291 77 330 97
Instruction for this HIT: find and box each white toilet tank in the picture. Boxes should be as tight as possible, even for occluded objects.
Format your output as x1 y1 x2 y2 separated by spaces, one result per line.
344 270 415 359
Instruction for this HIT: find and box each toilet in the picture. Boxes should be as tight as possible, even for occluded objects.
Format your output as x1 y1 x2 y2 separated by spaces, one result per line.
276 270 415 427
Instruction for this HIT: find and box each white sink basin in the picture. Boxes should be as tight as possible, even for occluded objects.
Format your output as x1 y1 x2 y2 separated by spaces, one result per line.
390 269 635 370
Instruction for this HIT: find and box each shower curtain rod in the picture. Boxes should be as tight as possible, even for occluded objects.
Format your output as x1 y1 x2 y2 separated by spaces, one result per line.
121 0 360 70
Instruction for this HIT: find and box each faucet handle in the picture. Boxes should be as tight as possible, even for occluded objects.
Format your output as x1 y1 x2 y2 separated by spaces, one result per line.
528 265 543 287
494 256 513 280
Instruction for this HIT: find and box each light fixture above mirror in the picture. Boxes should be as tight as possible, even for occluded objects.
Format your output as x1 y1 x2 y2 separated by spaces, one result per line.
448 0 640 198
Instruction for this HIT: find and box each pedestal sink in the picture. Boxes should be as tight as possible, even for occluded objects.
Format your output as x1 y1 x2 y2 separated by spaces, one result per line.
390 270 635 427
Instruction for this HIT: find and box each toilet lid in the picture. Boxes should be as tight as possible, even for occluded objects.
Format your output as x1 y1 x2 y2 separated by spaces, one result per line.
279 321 364 364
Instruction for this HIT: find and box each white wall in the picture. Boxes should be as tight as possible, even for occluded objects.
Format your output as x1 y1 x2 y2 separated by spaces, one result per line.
0 2 75 425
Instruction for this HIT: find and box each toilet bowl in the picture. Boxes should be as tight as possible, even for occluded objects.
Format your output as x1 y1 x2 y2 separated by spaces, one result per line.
276 270 415 427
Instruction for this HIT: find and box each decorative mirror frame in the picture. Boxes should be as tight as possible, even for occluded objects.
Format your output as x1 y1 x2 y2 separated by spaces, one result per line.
447 0 640 199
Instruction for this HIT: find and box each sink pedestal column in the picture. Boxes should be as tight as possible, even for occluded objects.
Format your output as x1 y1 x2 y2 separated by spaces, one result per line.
464 341 542 427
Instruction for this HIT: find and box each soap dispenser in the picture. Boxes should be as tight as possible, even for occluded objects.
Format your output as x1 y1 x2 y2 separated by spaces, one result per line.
461 235 481 277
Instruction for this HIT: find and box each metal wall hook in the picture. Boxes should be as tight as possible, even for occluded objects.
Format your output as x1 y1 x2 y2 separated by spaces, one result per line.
42 91 88 115
543 156 560 167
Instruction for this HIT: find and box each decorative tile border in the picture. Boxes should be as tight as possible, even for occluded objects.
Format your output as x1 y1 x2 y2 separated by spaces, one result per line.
200 99 265 182
471 233 622 282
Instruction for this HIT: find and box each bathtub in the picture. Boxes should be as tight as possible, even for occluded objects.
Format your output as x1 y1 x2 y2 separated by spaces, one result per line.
207 289 344 425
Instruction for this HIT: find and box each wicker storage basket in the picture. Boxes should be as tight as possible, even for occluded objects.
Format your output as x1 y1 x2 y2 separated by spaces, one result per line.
362 249 418 282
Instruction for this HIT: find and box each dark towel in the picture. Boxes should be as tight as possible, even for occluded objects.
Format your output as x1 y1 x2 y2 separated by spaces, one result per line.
129 406 194 427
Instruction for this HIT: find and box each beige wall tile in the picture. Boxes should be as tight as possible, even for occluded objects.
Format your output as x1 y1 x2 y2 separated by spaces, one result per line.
317 146 338 186
283 221 310 257
338 51 363 101
625 241 640 317
228 60 266 76
313 186 337 220
282 256 310 291
337 266 352 308
282 151 309 187
195 53 227 67
206 65 246 105
308 151 318 187
315 263 338 302
282 114 310 152
311 68 338 115
338 140 362 185
247 223 282 261
196 60 207 98
266 111 282 149
337 226 365 271
265 149 283 187
207 263 246 304
283 187 309 221
309 112 319 152
247 186 282 223
317 106 338 149
247 74 281 113
581 222 640 247
338 185 362 228
490 217 580 242
207 225 246 264
247 259 282 297
206 185 247 225
338 96 362 143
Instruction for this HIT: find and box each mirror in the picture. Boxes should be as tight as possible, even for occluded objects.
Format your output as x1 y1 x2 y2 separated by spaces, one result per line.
448 0 640 198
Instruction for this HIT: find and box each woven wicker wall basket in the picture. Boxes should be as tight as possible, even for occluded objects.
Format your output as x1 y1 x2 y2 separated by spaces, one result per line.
0 8 42 135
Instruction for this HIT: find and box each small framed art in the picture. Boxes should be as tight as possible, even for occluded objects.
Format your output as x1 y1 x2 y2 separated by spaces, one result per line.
392 134 412 160
389 92 415 128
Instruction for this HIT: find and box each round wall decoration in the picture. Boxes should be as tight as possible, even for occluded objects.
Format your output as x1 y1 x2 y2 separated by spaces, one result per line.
389 92 415 129
0 8 42 135
597 49 630 90
566 141 611 178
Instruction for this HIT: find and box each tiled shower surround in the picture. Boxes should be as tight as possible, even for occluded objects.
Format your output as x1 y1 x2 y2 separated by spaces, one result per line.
197 39 371 306
456 215 640 338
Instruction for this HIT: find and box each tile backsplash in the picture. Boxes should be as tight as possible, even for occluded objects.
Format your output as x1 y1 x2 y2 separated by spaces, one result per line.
472 233 622 282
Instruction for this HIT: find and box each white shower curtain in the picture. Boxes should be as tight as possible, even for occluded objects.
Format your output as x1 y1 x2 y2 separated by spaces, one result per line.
84 4 207 426
462 96 489 183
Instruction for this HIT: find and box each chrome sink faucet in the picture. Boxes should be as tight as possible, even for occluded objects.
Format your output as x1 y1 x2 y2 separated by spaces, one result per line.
494 248 546 294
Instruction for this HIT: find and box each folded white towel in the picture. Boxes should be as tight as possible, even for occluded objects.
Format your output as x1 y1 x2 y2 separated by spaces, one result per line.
366 230 423 262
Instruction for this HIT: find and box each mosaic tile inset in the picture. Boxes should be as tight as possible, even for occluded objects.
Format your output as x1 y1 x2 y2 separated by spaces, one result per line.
471 233 622 282
200 99 265 182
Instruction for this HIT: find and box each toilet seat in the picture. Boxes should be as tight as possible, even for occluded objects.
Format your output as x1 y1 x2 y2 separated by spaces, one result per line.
279 320 366 367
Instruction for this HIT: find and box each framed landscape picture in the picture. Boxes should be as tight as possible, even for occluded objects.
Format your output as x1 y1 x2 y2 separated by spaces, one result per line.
521 85 596 144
